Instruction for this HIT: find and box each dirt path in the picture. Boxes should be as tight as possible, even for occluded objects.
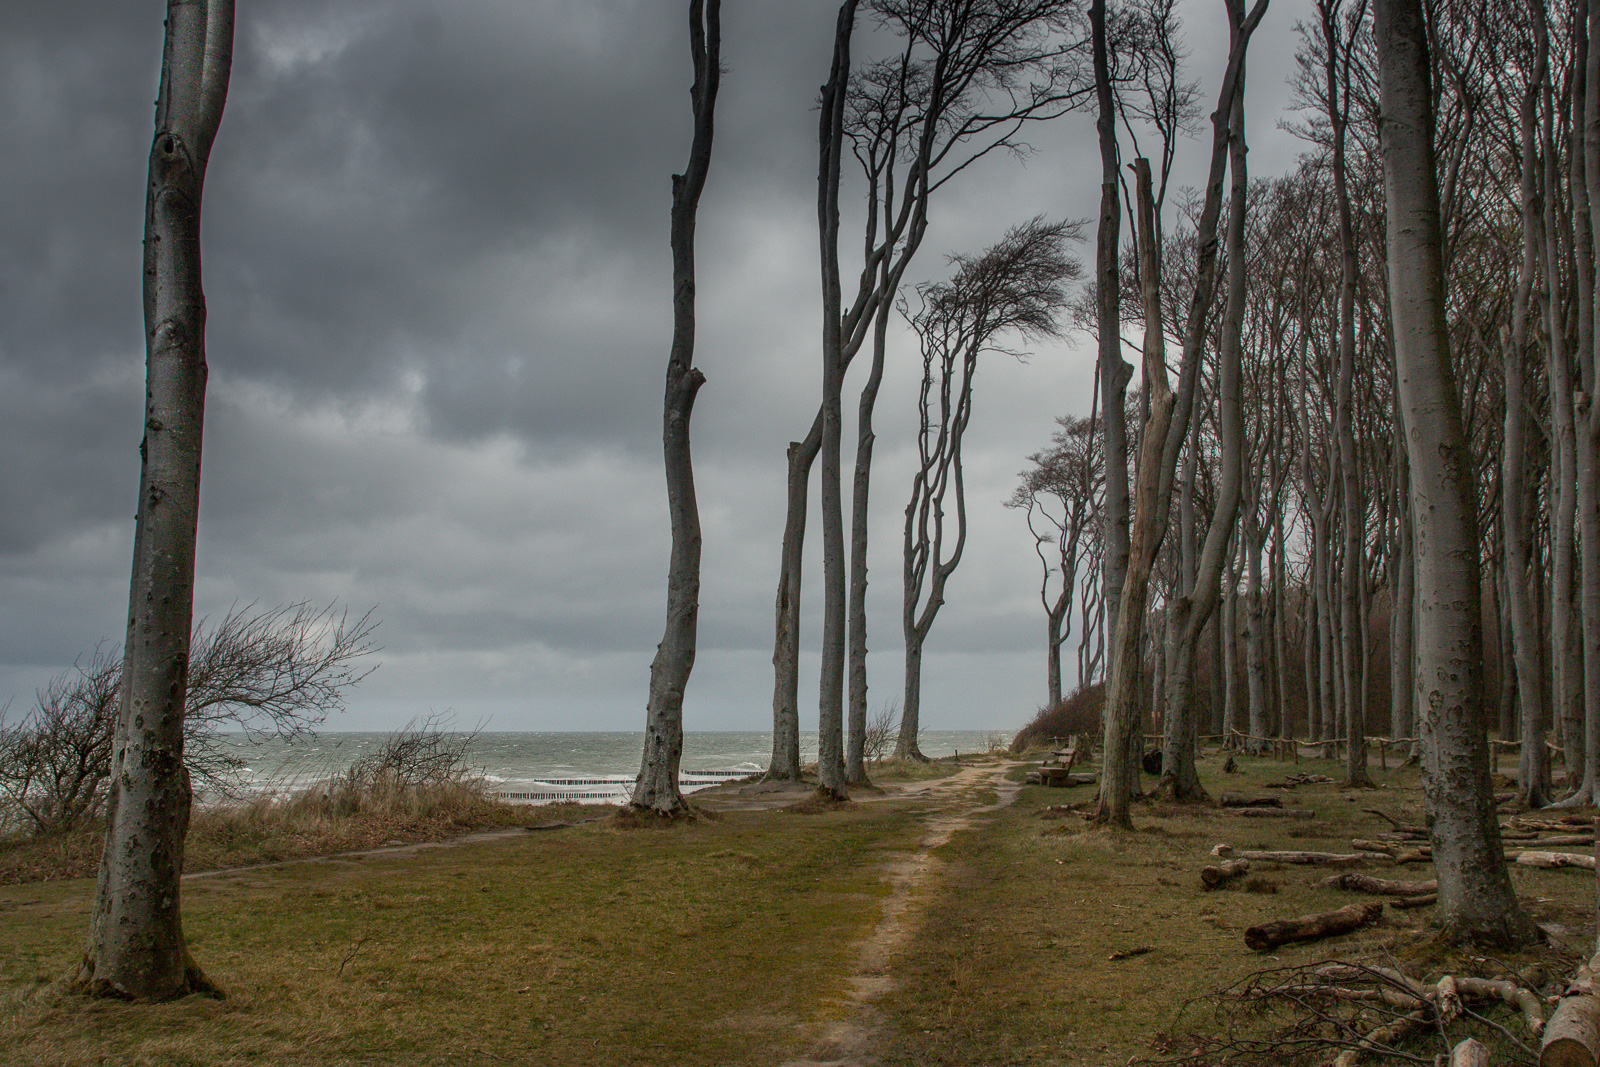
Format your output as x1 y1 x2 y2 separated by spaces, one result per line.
778 762 1024 1067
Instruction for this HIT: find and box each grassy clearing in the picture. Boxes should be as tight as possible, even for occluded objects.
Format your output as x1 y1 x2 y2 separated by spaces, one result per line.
1 750 1593 1066
870 750 1595 1066
1 801 925 1066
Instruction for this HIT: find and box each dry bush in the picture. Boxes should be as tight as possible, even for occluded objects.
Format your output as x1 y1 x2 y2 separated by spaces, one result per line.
1010 682 1104 753
0 603 378 837
863 701 900 763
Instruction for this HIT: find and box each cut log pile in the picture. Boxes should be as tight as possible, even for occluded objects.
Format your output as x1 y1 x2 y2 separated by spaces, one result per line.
1542 951 1600 1067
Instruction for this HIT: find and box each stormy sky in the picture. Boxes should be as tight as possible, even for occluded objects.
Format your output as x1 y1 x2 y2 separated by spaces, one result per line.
0 1 1313 733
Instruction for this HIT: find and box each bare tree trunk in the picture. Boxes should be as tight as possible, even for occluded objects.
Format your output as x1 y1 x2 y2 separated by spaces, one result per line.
1317 0 1372 788
846 296 891 786
1505 11 1551 808
1162 70 1253 802
1578 0 1600 807
633 0 721 817
1373 0 1535 946
76 0 233 1001
1538 0 1585 808
770 417 822 782
1096 0 1270 825
814 0 858 798
1224 552 1242 744
1246 516 1269 751
1391 434 1416 745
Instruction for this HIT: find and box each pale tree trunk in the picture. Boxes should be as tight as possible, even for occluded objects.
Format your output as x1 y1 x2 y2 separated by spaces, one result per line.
815 0 858 798
1323 0 1370 788
76 0 233 1001
1578 0 1600 806
1390 425 1416 744
1161 70 1251 802
1373 0 1536 946
1095 0 1269 825
1223 551 1242 744
633 0 721 816
846 296 890 785
769 417 822 781
1506 11 1550 808
1246 512 1268 751
1089 0 1135 814
1538 0 1584 807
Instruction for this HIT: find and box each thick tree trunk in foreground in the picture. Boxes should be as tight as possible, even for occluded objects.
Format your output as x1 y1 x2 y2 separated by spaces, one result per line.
1573 0 1600 809
76 0 234 1001
1374 0 1535 947
633 0 721 816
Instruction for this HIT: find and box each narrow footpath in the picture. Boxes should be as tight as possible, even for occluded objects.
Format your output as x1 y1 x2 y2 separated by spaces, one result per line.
776 762 1023 1067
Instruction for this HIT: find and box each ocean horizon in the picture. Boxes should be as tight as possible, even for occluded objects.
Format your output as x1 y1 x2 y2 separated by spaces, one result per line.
207 728 1009 804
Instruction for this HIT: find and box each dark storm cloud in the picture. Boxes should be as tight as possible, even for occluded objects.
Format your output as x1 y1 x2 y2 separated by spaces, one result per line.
1 0 1318 731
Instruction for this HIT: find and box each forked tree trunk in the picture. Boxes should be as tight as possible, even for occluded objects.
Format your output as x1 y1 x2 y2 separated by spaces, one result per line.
1096 0 1269 825
76 0 234 1001
1373 0 1536 947
1161 67 1252 802
633 0 721 816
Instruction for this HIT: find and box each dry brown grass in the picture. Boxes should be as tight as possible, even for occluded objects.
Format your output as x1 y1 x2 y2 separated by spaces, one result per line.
0 779 595 885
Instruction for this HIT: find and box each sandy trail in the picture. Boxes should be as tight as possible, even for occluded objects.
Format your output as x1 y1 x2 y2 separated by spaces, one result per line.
776 762 1023 1067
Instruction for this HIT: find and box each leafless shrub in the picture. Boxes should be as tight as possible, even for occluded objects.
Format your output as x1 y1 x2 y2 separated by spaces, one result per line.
0 646 120 835
323 714 484 818
0 603 379 835
863 701 900 763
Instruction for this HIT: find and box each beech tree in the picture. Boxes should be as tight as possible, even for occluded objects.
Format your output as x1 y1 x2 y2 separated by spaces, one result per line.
770 0 1090 788
901 219 1080 751
632 0 721 816
1373 0 1534 946
75 0 234 1001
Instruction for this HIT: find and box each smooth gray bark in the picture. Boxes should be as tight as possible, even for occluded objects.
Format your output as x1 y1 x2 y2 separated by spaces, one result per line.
1095 0 1270 825
1576 0 1600 807
1374 0 1535 946
633 0 721 816
769 416 822 782
1320 0 1370 788
78 0 234 1001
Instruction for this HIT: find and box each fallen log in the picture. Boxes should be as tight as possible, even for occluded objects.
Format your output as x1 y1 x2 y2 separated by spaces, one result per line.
1320 872 1437 897
1392 847 1433 865
1542 952 1600 1067
1530 835 1598 848
1352 839 1402 856
1452 1038 1490 1067
1235 849 1366 867
1455 976 1545 1037
1201 858 1250 888
1226 808 1317 820
1219 794 1282 808
1331 1007 1428 1067
1244 901 1383 952
1514 851 1597 871
1388 893 1437 909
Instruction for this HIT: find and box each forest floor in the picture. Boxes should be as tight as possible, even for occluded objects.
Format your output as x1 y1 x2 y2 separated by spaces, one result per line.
0 749 1595 1066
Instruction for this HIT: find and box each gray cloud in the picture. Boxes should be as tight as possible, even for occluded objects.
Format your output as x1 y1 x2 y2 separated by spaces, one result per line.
0 0 1317 733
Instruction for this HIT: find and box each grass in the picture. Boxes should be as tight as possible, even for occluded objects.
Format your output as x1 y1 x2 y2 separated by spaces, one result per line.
0 780 590 886
0 749 1594 1066
870 751 1595 1066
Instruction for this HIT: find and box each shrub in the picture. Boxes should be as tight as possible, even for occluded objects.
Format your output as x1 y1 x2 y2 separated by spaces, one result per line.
1010 682 1104 753
0 602 378 836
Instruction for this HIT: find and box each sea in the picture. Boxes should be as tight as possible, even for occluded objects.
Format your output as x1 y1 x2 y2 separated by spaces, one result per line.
205 730 1003 805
